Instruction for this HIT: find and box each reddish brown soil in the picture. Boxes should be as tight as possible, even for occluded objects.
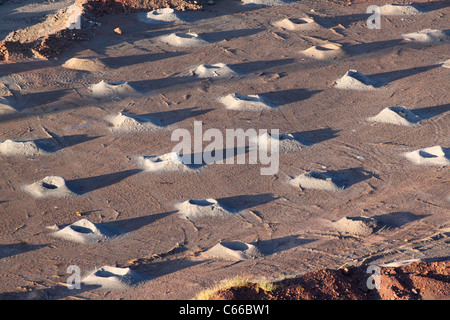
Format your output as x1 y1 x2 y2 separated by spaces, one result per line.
0 0 202 61
0 41 26 62
81 0 201 15
209 261 450 300
0 30 92 61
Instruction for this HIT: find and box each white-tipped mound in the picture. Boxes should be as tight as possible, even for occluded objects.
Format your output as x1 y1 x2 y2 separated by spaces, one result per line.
218 93 275 111
190 63 239 78
242 0 289 6
50 219 114 244
367 106 422 126
204 241 262 261
333 216 379 237
159 32 209 47
442 59 450 69
82 266 145 289
0 97 17 115
89 80 140 98
137 152 199 173
301 42 346 60
403 146 450 166
22 176 76 198
251 132 303 152
175 199 234 219
141 8 183 23
380 4 423 15
290 171 344 192
272 17 320 31
0 139 48 156
334 70 377 91
402 29 448 44
105 112 162 133
62 58 109 72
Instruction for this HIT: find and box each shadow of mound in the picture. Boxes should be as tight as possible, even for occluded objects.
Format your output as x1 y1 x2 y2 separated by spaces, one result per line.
343 39 404 56
99 51 188 69
303 167 374 190
102 211 176 233
373 212 430 229
199 28 264 43
0 243 47 260
255 235 317 255
290 128 340 146
67 169 142 195
369 64 441 86
259 88 321 105
176 146 251 169
328 167 374 189
32 134 100 153
412 104 449 120
216 193 278 212
310 12 370 29
129 256 204 280
231 58 296 74
412 0 450 13
136 107 213 127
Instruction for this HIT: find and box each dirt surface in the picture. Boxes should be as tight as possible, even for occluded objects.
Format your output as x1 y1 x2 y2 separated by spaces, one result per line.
0 0 202 61
209 260 450 300
0 0 449 301
0 0 442 60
